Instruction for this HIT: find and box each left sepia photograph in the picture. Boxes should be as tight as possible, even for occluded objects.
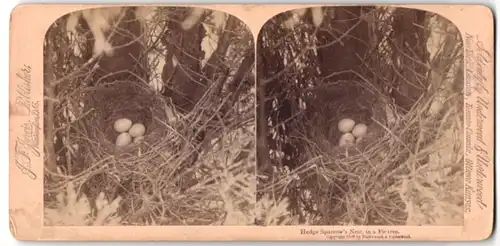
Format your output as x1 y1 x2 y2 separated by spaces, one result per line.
43 6 255 226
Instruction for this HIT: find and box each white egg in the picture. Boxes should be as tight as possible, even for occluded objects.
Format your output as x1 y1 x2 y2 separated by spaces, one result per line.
129 123 146 137
115 132 132 147
113 118 132 133
338 118 356 133
352 123 368 138
133 136 144 144
338 133 355 147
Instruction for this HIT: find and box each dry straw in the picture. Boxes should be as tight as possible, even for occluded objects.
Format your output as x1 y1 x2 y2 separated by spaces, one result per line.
43 7 255 226
257 7 464 226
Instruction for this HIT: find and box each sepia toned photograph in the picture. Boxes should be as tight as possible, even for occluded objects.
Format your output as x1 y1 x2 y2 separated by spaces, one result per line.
256 6 465 226
9 4 494 241
42 6 256 226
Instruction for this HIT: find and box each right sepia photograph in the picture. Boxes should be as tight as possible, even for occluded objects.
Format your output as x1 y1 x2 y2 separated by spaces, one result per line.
256 6 464 226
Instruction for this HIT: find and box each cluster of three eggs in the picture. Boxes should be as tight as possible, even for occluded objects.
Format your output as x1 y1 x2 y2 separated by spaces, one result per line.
337 118 368 147
113 118 146 147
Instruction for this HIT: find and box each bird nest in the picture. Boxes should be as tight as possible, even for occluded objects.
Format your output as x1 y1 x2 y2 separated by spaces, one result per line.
297 80 390 154
293 79 405 222
265 22 464 225
265 74 462 225
69 81 210 224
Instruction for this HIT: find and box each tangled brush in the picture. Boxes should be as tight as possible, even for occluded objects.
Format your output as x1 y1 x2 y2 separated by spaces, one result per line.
44 6 256 226
56 80 218 224
257 8 464 226
260 77 401 225
263 75 463 225
47 78 256 226
297 79 389 154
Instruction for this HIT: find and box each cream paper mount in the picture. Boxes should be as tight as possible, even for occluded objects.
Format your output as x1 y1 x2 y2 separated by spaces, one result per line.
9 4 494 241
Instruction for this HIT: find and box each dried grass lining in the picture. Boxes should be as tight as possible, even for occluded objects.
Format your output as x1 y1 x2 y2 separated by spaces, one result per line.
43 7 257 226
259 12 464 226
63 81 220 225
305 84 442 224
264 79 462 225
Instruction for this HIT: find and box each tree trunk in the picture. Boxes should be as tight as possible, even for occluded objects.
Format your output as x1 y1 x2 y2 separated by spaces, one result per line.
80 7 149 85
316 7 372 80
160 16 207 114
390 9 430 112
